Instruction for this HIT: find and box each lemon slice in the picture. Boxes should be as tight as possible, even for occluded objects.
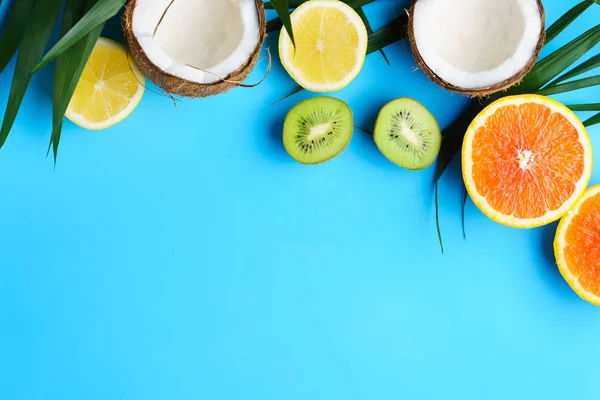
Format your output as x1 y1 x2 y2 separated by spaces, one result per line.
278 0 368 92
66 38 145 130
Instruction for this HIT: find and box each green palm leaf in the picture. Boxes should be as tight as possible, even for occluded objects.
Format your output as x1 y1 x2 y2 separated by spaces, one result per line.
546 54 600 87
0 0 64 148
544 0 595 44
269 0 295 47
567 103 600 111
516 24 600 93
50 0 105 162
356 7 389 65
434 103 482 183
266 0 376 33
536 74 600 95
0 0 37 73
33 0 126 73
366 16 406 54
265 0 375 9
50 0 87 160
266 18 283 33
435 183 444 254
584 112 600 126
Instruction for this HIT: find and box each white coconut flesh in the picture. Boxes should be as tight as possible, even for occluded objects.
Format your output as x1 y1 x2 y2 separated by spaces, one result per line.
131 0 260 84
412 0 542 89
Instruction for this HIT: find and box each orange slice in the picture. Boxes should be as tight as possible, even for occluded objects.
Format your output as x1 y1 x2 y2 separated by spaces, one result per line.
554 185 600 306
462 94 592 228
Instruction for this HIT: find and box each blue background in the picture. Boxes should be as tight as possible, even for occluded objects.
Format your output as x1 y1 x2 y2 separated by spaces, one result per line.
1 1 599 398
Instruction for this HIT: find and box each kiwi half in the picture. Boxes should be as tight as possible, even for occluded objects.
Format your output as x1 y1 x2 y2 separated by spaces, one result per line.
283 96 353 164
374 98 441 170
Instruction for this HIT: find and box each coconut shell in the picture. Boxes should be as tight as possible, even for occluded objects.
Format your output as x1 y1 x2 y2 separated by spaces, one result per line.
123 0 267 98
407 0 545 97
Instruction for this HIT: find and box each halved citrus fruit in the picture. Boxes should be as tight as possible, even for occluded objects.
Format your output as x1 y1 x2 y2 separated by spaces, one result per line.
66 38 145 130
554 185 600 306
278 0 368 92
462 94 592 228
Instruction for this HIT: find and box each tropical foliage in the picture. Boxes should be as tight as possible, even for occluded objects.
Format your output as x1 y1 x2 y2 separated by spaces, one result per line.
0 0 598 180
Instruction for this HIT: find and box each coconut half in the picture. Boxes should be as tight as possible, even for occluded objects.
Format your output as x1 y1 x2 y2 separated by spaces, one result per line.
408 0 545 96
123 0 266 97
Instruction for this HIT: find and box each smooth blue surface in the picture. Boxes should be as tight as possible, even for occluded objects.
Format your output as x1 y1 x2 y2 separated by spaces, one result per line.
1 1 599 399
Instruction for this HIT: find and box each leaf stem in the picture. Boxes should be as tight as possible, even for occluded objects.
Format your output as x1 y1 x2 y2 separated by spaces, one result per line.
536 75 600 95
435 182 444 254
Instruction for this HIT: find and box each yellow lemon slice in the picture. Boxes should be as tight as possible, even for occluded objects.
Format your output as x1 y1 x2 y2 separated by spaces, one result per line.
278 0 368 92
66 38 145 130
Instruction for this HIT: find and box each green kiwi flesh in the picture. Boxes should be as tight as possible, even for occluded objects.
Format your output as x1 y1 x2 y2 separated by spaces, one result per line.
283 96 353 164
374 98 441 170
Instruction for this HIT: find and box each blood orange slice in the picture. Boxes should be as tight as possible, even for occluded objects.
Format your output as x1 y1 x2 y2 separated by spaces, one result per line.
554 185 600 306
462 94 592 228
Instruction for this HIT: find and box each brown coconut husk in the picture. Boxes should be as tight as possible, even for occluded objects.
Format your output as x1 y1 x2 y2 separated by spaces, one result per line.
407 0 545 97
123 0 267 98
